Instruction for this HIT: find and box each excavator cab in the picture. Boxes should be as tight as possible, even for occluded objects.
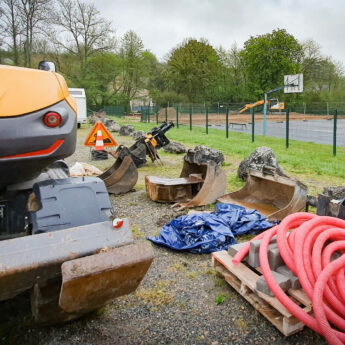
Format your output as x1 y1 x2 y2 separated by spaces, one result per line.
269 98 285 111
0 64 153 324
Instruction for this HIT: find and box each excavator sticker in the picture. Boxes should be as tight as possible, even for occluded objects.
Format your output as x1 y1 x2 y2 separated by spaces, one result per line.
84 121 118 147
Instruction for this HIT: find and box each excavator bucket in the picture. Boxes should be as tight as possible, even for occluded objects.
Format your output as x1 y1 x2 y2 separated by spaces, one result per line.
59 243 153 314
218 169 308 221
0 219 154 325
145 150 227 210
99 155 138 195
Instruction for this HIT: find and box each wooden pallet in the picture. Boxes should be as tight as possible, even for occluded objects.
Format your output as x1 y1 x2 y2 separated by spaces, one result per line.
212 250 312 336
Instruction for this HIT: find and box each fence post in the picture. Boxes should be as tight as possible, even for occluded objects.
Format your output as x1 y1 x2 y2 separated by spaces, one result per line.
217 102 220 125
333 109 337 156
189 105 192 130
140 106 143 122
206 107 208 134
176 106 179 128
147 106 150 123
286 107 289 149
156 107 158 124
251 108 255 142
226 107 229 138
165 107 168 122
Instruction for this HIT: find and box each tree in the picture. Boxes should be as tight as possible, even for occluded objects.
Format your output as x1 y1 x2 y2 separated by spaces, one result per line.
216 43 248 102
149 90 188 107
19 0 52 67
241 29 303 96
0 0 22 64
52 0 115 68
82 53 123 107
301 40 342 94
167 38 221 102
119 30 146 98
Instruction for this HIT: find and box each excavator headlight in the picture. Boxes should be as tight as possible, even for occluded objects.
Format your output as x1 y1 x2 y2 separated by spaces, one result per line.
43 112 62 128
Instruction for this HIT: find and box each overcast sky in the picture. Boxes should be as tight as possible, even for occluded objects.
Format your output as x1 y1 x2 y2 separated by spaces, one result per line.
87 0 345 64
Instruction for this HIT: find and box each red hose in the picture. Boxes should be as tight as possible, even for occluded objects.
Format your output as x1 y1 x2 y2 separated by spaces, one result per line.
232 212 345 344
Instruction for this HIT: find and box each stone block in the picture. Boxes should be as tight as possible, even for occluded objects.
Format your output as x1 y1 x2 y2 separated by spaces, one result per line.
268 244 284 270
276 265 301 289
256 271 291 296
248 241 277 268
228 243 248 262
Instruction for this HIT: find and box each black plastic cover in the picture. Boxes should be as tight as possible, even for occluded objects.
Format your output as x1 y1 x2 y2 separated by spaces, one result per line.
30 177 113 234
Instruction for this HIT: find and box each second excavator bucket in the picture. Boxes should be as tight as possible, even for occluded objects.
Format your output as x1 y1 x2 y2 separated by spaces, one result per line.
99 155 138 195
59 242 153 315
145 149 227 210
218 168 308 221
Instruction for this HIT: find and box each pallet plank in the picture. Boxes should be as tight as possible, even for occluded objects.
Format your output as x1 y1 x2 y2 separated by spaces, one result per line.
212 250 310 337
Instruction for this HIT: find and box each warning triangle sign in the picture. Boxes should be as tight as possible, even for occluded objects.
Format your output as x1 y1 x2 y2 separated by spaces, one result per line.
84 121 118 147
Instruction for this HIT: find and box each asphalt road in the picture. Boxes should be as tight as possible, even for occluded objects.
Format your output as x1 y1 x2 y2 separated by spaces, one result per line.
210 119 345 147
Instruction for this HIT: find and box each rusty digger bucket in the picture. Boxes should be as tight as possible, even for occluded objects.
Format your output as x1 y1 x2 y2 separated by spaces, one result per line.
145 149 227 210
99 154 138 195
0 219 153 325
218 168 308 221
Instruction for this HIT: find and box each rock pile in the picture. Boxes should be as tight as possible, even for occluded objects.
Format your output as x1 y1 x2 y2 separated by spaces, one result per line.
119 124 135 136
163 141 187 154
237 146 285 181
89 111 121 132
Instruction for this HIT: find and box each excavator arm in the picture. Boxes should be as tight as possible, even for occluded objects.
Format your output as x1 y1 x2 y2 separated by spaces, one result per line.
239 100 266 113
239 99 284 113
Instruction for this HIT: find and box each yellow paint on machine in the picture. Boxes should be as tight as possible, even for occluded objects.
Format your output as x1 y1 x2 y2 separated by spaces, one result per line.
0 64 77 117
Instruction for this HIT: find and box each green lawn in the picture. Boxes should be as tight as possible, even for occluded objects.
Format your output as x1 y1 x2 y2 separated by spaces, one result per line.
111 117 344 195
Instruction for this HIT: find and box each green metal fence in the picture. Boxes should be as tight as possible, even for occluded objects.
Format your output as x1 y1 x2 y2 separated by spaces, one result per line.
95 102 342 156
104 105 125 117
136 104 341 156
99 101 345 118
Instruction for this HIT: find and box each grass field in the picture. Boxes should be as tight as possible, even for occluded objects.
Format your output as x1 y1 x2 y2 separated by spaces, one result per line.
113 117 345 196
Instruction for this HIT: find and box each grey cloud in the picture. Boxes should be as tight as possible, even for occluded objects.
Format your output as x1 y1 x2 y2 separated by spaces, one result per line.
86 0 345 64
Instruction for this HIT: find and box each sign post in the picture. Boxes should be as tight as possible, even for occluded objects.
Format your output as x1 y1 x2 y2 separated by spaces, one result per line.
84 121 118 147
263 74 303 136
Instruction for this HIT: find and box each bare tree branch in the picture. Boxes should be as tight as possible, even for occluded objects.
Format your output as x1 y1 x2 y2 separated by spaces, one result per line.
18 0 52 67
53 0 115 68
0 0 22 64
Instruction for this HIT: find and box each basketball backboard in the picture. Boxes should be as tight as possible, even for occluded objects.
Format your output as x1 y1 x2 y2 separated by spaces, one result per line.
284 74 303 93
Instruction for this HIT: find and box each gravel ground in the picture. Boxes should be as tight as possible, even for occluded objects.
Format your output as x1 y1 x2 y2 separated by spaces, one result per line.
0 126 326 345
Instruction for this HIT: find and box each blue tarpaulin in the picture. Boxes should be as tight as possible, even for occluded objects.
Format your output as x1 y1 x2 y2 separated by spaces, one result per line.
147 203 274 254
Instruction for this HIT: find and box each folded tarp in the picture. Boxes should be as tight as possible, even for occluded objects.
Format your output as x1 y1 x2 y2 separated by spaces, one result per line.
148 203 274 254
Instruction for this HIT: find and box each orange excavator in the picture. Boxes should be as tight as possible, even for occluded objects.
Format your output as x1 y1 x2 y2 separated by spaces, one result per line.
239 98 284 113
0 63 153 325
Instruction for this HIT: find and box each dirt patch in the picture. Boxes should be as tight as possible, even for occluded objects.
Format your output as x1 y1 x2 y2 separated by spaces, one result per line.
158 107 177 121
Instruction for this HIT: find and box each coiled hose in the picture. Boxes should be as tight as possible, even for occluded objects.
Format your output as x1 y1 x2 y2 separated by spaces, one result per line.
232 212 345 345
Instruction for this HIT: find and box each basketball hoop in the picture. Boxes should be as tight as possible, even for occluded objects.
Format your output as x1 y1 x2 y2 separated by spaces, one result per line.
284 74 303 93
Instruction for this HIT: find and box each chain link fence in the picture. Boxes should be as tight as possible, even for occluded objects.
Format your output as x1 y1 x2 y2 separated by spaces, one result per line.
100 102 344 156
